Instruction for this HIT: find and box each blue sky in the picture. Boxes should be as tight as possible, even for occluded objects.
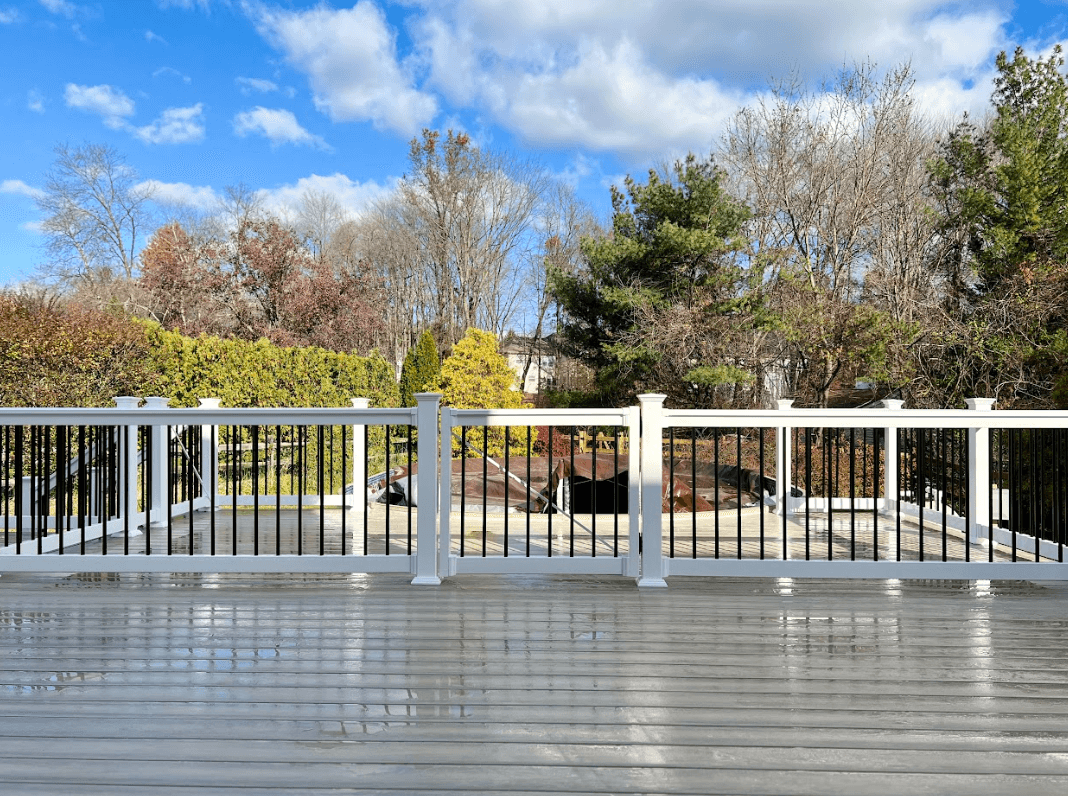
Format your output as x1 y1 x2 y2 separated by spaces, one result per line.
0 0 1065 286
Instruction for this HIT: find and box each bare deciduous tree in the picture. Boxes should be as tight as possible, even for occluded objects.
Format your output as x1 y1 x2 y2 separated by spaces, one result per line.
358 130 552 365
36 143 155 309
722 63 940 406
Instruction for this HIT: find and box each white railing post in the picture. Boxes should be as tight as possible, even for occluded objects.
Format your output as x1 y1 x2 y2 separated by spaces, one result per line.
143 397 171 527
113 397 140 529
882 399 904 516
350 399 369 553
438 406 454 579
637 394 667 587
776 399 794 520
626 404 642 579
412 393 442 585
967 398 996 544
198 399 221 509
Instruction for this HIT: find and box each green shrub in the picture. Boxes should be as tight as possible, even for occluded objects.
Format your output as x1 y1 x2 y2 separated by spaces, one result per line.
399 330 441 407
435 328 528 457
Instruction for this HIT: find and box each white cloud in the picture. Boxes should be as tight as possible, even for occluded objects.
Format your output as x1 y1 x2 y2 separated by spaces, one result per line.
233 106 330 149
64 83 135 128
1 179 45 199
156 0 210 9
138 179 220 210
145 29 168 45
0 7 18 23
405 0 1014 158
152 66 191 83
27 89 44 113
21 220 44 234
924 12 1003 71
39 0 77 19
236 76 279 94
251 1 437 135
132 104 206 144
255 173 395 219
502 38 744 156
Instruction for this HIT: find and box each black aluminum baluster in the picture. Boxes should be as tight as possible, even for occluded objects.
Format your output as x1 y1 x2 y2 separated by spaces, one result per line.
826 428 832 561
758 428 765 560
166 425 173 556
1009 429 1017 561
569 426 575 557
319 424 326 556
252 425 260 556
277 425 286 555
188 425 195 555
691 429 697 559
460 426 466 558
407 424 413 556
669 427 675 559
547 427 553 557
781 427 788 561
527 427 532 557
736 428 742 559
872 427 880 562
614 426 620 558
895 428 902 562
385 423 392 555
341 425 347 557
504 426 510 558
210 425 217 556
483 425 488 558
805 428 811 561
714 428 720 559
362 425 369 555
942 428 948 562
849 427 856 561
13 426 22 555
142 426 151 555
591 427 597 557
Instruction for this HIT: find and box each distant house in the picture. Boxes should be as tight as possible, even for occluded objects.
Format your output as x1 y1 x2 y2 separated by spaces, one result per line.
500 335 556 395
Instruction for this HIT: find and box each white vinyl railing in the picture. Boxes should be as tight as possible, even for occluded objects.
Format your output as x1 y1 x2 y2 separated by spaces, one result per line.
2 393 1067 584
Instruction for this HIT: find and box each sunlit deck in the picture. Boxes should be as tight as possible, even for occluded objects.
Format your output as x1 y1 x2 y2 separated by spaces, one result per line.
2 570 1068 794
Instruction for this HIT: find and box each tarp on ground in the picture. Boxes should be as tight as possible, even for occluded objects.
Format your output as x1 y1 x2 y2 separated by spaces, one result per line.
375 454 776 513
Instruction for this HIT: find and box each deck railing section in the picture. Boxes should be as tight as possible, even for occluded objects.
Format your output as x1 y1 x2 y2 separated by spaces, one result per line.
438 406 641 578
0 395 441 582
639 395 1068 582
3 393 1068 583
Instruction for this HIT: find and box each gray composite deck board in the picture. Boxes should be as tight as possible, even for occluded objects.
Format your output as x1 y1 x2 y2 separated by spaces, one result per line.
2 573 1068 794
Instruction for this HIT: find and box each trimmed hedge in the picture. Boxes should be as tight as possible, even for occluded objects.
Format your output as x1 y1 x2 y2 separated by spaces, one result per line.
145 324 399 408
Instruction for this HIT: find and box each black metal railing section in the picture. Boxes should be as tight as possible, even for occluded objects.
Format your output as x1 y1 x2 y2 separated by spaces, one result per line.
452 424 630 559
2 425 127 554
1 419 415 557
990 428 1068 561
661 426 885 561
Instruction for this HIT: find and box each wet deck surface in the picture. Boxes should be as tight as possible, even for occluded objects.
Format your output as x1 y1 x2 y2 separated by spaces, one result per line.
2 572 1068 794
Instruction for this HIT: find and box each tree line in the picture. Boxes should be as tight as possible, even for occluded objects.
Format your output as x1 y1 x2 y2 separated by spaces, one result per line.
25 48 1068 409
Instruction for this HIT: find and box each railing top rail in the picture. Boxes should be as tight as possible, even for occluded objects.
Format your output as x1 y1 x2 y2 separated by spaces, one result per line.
663 407 1068 429
446 407 633 426
0 407 417 426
